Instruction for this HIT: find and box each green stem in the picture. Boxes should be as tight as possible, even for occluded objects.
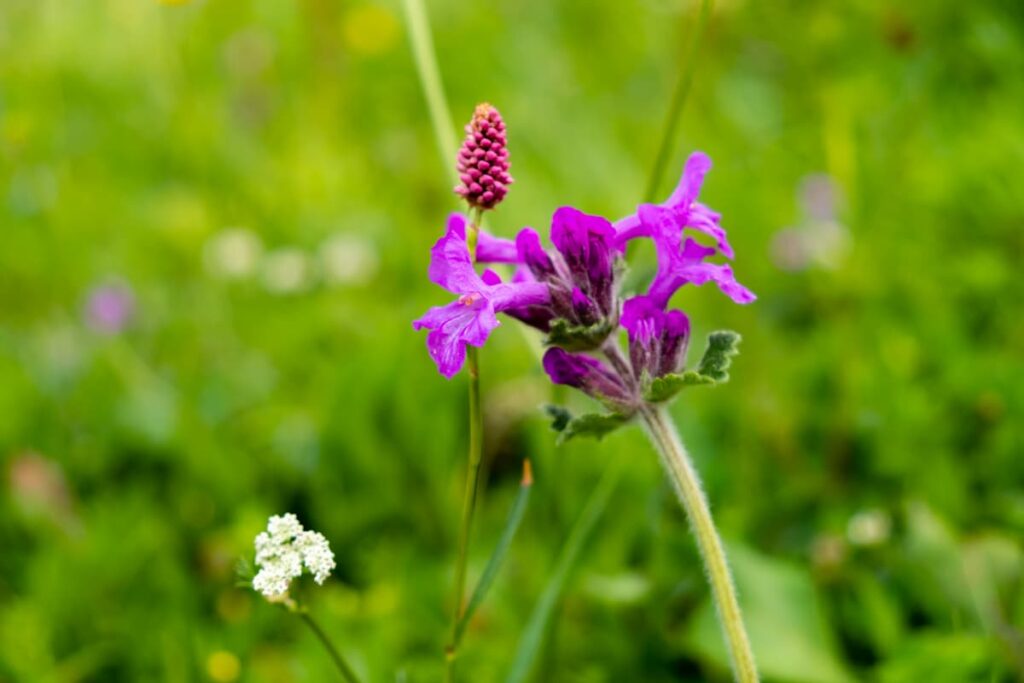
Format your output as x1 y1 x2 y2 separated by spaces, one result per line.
643 0 714 202
639 406 759 683
401 0 459 189
298 611 362 683
445 207 486 682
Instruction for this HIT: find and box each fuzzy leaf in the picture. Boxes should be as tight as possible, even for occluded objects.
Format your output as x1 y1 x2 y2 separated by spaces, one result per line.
644 371 715 403
545 318 614 352
544 404 573 432
695 330 741 382
557 412 630 444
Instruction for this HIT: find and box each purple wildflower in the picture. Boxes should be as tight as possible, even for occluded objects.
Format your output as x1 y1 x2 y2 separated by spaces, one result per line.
455 104 513 210
85 282 136 334
542 348 634 410
620 295 691 379
413 214 549 378
644 217 756 309
549 207 618 319
482 209 623 348
615 152 733 258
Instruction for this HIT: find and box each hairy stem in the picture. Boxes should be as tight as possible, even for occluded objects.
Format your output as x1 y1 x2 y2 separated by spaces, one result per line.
298 611 362 683
639 406 759 683
644 0 714 202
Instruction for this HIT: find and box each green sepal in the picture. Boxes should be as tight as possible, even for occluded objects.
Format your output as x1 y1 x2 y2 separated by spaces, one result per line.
642 331 741 403
696 330 741 382
545 317 614 352
644 371 715 402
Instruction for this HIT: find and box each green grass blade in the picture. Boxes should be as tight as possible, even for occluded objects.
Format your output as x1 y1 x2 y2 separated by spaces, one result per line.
643 0 715 202
453 460 535 648
400 0 459 189
504 456 624 683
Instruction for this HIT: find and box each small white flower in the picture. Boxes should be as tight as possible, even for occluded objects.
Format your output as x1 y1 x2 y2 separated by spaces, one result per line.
847 508 892 547
204 228 264 280
252 513 336 599
319 234 379 286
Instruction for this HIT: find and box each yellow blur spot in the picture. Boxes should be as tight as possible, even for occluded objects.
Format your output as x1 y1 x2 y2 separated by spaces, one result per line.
343 5 399 57
159 0 193 5
206 650 241 682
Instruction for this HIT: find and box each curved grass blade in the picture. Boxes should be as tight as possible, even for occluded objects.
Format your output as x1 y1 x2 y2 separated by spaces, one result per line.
400 0 459 189
504 456 624 683
453 459 535 649
643 0 715 202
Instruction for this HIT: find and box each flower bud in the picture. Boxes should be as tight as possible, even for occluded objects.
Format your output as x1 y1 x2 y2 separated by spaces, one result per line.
542 348 634 411
455 103 512 210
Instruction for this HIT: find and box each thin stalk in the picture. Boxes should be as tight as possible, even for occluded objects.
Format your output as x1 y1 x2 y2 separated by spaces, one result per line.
453 460 534 649
445 207 486 682
639 406 759 683
298 611 362 683
505 455 624 683
401 0 459 189
643 0 714 202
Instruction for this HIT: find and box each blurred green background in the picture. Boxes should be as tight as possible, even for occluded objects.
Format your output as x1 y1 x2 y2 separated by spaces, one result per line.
2 0 1023 681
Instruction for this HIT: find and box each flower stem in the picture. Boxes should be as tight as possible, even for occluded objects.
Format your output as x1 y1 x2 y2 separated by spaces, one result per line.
297 611 362 683
644 0 714 203
639 406 759 683
445 207 487 682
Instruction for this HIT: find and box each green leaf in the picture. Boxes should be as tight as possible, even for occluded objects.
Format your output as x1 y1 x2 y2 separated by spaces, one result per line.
876 633 1000 683
453 461 534 649
695 330 741 382
641 331 741 403
543 404 573 433
557 412 630 444
545 318 613 352
234 557 255 588
643 370 715 402
685 543 855 683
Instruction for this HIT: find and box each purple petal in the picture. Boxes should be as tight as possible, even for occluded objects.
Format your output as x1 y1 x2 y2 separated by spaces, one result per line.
515 227 556 279
613 212 644 244
542 348 631 405
703 263 757 304
657 309 691 376
571 287 600 325
428 214 484 294
647 237 717 308
413 295 499 378
490 281 551 312
620 295 663 341
689 203 734 260
550 207 617 312
480 269 503 286
550 207 616 260
476 232 520 264
665 151 712 207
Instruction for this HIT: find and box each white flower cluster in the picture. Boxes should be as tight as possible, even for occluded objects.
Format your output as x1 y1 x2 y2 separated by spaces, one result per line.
252 513 336 599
